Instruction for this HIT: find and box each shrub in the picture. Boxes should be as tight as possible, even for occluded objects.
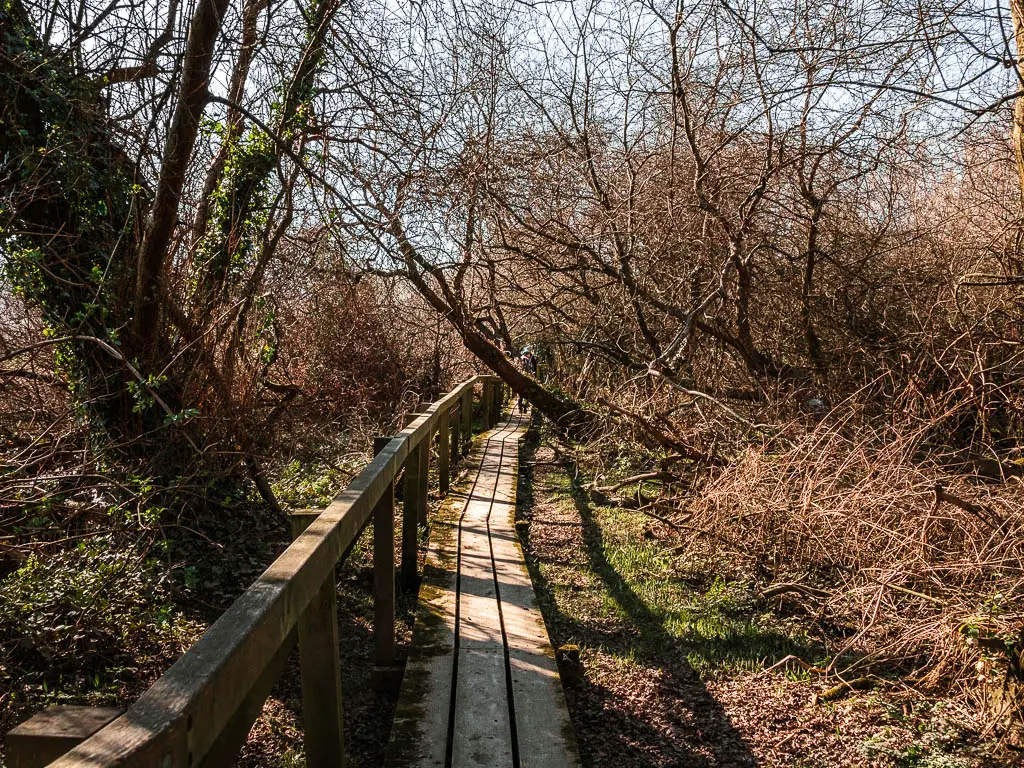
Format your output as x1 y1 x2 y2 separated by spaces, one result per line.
0 537 189 668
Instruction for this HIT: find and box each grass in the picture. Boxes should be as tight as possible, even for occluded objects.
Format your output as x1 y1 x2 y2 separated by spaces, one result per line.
539 468 820 677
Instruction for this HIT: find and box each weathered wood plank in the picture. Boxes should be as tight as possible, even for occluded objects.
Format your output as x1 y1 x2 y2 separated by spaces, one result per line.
298 575 345 768
6 707 122 768
384 427 505 768
198 628 298 768
290 509 345 768
487 415 581 768
417 429 430 527
479 382 491 430
450 405 462 462
382 462 483 767
490 383 503 424
402 420 424 589
386 409 581 768
450 478 514 768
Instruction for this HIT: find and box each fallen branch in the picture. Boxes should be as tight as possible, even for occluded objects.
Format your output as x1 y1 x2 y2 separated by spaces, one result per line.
813 676 875 704
591 471 677 494
0 368 60 385
647 368 768 429
933 482 1004 528
598 397 724 465
760 654 826 677
632 504 692 532
245 454 284 516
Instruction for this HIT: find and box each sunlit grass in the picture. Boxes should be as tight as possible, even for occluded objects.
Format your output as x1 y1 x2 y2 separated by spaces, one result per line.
535 465 822 677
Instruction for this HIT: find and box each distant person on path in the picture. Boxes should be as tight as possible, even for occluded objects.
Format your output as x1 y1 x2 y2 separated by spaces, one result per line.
520 346 537 375
518 346 537 413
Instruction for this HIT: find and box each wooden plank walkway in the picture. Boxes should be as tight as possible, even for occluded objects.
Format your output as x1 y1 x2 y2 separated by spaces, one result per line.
385 409 580 768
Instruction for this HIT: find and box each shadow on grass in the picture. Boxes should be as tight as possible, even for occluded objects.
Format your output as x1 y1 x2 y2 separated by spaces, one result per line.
517 433 768 767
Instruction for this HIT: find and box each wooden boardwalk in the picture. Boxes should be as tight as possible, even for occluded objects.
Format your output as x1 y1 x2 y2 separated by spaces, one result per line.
8 381 578 768
385 409 580 768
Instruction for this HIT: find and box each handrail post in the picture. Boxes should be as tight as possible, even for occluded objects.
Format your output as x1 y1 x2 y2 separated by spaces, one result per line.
491 381 503 423
451 403 462 462
290 515 345 768
372 437 395 669
437 408 450 495
417 425 430 526
461 389 472 451
402 434 423 589
481 381 493 430
478 382 488 430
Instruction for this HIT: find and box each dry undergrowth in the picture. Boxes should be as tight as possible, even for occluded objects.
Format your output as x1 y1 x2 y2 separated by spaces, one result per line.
681 422 1024 739
521 438 1017 767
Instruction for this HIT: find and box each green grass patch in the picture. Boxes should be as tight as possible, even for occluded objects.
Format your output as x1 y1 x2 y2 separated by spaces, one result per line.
271 457 357 508
535 460 822 676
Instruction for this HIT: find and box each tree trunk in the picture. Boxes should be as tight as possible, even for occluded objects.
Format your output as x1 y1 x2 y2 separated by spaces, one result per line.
1012 0 1024 218
459 324 590 433
394 245 591 433
134 0 231 359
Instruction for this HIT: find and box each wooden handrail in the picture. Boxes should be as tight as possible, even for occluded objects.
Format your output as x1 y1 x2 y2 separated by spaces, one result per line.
39 375 504 768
